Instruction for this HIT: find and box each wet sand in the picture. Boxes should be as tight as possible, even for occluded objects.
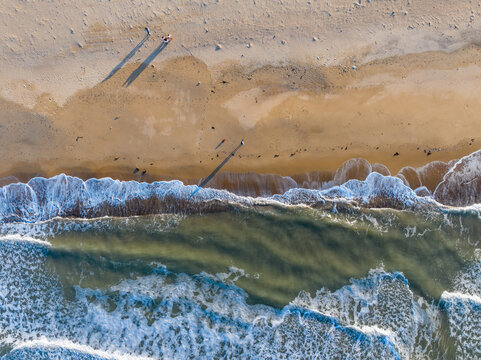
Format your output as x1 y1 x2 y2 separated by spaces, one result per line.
0 1 480 188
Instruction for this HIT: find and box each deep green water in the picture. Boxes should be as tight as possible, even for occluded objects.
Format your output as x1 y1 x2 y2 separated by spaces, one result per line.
46 206 480 307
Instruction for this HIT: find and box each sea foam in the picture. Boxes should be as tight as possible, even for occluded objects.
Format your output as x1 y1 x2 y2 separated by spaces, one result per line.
0 235 423 360
0 172 434 224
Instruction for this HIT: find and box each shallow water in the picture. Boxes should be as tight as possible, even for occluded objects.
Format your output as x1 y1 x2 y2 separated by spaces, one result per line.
0 202 480 359
0 150 480 358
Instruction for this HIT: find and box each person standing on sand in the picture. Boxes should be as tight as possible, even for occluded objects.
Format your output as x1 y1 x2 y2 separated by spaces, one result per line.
145 27 150 36
215 139 226 150
162 34 173 44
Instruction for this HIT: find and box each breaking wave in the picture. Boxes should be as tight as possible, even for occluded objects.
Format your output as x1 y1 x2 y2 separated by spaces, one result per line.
0 171 428 224
0 150 479 224
441 253 481 360
0 234 446 359
199 150 480 202
0 174 479 358
0 172 438 225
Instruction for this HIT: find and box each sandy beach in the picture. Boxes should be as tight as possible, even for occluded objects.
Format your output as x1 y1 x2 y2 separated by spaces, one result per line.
3 3 481 357
1 0 480 191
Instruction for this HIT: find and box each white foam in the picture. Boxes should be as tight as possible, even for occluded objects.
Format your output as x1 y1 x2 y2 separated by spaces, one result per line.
352 324 395 338
11 338 155 360
0 253 415 359
291 268 442 359
435 149 481 191
440 258 481 359
0 234 50 246
434 149 481 206
0 169 438 225
441 291 481 304
4 166 480 225
2 150 481 225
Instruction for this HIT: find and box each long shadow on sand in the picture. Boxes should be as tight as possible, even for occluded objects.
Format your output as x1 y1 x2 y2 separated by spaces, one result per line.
190 141 245 197
122 42 168 87
102 34 150 83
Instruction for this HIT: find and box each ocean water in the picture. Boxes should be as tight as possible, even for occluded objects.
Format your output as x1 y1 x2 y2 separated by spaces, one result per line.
0 151 480 359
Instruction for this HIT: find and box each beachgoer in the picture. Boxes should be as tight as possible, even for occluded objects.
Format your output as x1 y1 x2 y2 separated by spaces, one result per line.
215 138 226 150
162 35 169 44
145 27 150 36
241 139 245 145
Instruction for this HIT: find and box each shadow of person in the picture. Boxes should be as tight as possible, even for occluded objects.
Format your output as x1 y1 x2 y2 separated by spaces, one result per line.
102 34 150 83
190 140 245 197
122 42 168 87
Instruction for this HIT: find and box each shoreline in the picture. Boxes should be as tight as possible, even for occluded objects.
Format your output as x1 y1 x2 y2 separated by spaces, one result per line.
1 147 477 195
0 48 479 187
1 143 476 180
1 1 481 195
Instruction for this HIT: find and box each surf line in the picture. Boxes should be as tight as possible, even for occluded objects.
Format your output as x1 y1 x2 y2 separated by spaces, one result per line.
190 139 245 198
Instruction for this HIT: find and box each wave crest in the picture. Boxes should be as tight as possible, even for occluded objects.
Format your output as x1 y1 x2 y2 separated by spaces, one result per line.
0 171 434 224
434 150 481 206
1 149 480 224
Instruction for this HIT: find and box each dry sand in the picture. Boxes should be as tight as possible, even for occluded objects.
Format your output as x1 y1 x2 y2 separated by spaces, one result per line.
1 0 480 189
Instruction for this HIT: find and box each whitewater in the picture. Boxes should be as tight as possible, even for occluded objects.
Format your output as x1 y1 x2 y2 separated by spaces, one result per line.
0 150 480 359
